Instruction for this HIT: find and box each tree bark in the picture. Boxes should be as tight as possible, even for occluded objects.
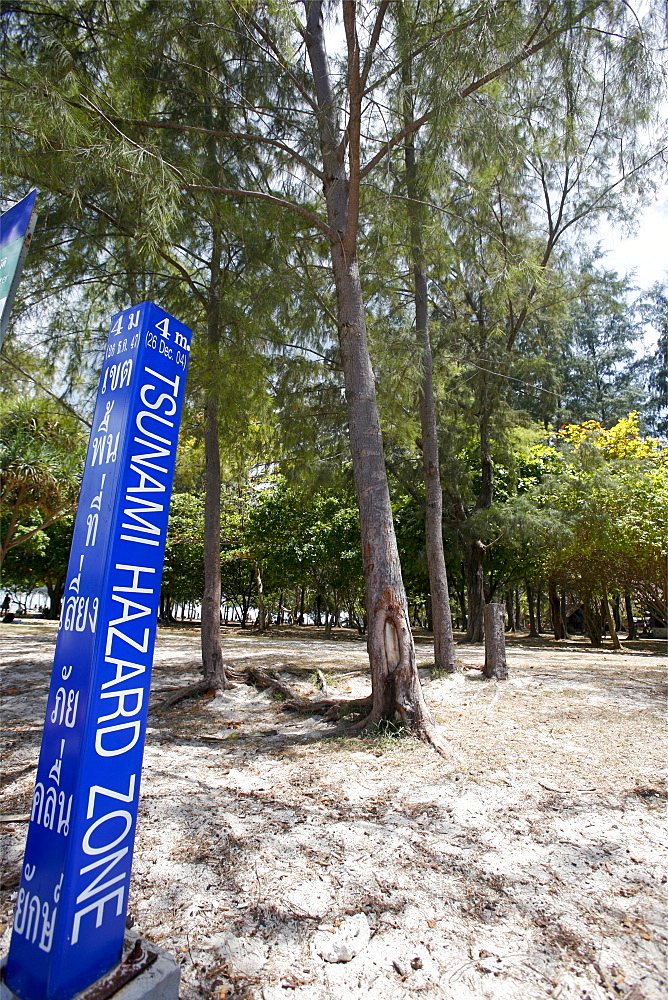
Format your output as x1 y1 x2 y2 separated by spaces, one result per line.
624 592 637 640
463 412 494 642
505 590 515 631
483 603 508 680
45 577 64 620
457 574 467 632
613 593 621 631
526 582 539 638
536 588 543 633
464 538 485 642
253 559 266 632
304 2 440 745
548 581 565 639
601 585 621 649
201 225 229 692
403 96 457 673
560 591 569 638
584 597 603 647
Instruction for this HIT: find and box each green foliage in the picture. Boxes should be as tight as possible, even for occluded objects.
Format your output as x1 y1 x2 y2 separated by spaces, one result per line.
530 414 667 622
1 0 666 642
162 493 206 605
246 479 364 621
0 396 86 568
640 283 668 436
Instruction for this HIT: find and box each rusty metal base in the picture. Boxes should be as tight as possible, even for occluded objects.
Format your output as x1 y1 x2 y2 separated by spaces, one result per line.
0 932 180 1000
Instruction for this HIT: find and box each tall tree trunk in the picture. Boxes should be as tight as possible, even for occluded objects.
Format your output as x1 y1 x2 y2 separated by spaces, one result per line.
526 583 539 638
624 592 637 640
613 593 621 630
201 226 228 692
515 588 521 631
548 581 565 639
457 567 468 632
602 585 621 649
464 539 485 642
505 590 515 631
304 3 439 744
484 603 508 680
403 96 456 673
560 591 569 638
253 559 266 632
463 411 494 642
45 577 65 620
536 588 543 633
584 597 603 647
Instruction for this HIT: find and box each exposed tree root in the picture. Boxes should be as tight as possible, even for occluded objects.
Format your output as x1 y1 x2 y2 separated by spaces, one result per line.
246 666 372 722
246 666 456 756
347 704 463 760
156 666 458 760
152 667 241 713
415 718 465 761
152 680 211 713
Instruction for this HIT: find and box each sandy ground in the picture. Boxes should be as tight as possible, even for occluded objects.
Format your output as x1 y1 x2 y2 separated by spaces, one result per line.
1 622 667 1000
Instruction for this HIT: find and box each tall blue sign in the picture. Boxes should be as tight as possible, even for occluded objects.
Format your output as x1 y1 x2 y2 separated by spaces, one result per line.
0 190 38 349
4 303 191 1000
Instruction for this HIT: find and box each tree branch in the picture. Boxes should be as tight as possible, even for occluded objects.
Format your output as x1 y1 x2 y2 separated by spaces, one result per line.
87 112 326 182
359 0 390 94
0 355 92 427
186 183 332 238
360 2 605 179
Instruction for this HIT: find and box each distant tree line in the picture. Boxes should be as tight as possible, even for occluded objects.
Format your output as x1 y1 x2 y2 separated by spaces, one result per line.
5 413 664 647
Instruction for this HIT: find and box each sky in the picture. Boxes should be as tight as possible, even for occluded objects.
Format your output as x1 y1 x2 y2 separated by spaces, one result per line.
591 190 667 352
593 194 668 293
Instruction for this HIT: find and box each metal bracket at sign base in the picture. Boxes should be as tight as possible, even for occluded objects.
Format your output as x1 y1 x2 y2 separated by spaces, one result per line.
0 933 177 1000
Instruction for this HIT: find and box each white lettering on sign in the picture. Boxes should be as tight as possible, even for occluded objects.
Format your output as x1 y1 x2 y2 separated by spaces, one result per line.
97 400 115 433
173 329 190 351
71 775 137 943
68 554 85 596
112 565 155 594
12 888 57 953
93 566 155 756
143 365 180 395
118 369 179 546
30 784 72 836
94 721 141 757
71 887 124 945
120 497 163 545
131 437 169 474
155 317 170 339
91 433 119 466
85 513 99 547
75 848 128 905
101 359 132 395
61 596 99 634
51 686 79 728
91 473 106 511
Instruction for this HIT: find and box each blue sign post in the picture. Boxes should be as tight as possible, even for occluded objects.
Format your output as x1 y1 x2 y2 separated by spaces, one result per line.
0 190 38 349
4 303 191 1000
